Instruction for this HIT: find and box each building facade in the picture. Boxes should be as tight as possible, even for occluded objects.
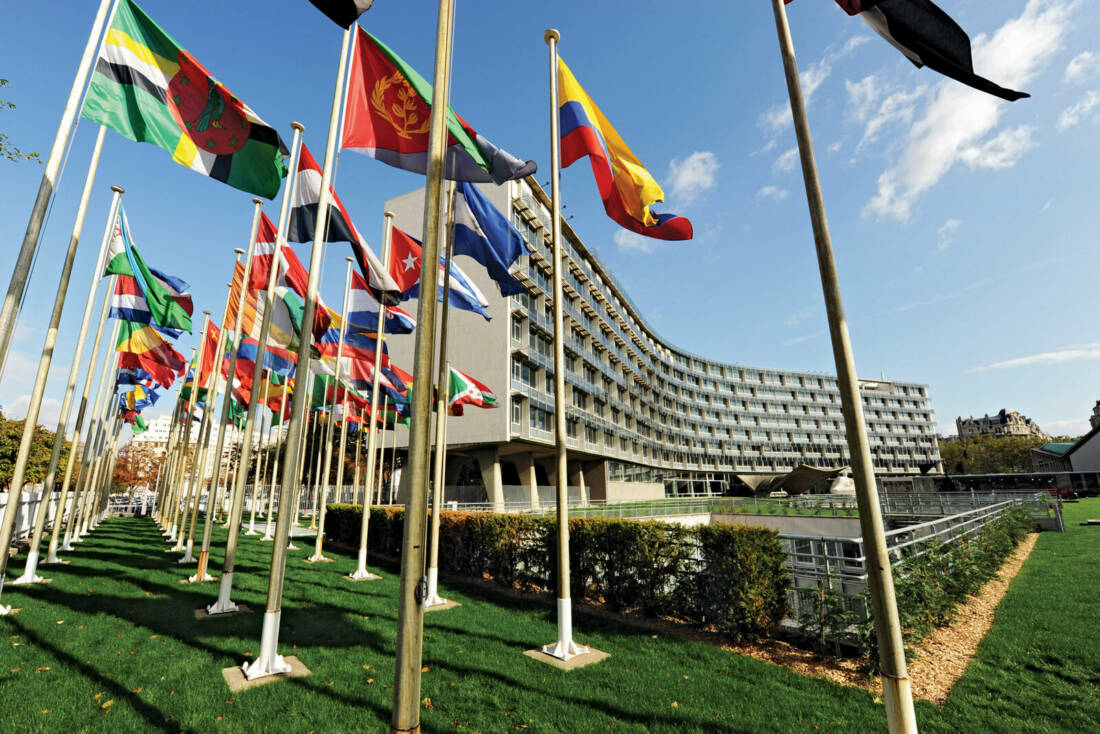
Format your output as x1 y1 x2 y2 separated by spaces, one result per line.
383 178 941 503
955 409 1049 440
1090 400 1100 431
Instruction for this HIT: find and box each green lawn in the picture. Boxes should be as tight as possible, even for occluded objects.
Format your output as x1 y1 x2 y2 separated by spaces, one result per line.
1 500 1097 733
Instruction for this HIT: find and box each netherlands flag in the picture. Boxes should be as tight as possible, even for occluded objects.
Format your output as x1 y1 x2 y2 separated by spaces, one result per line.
348 271 416 335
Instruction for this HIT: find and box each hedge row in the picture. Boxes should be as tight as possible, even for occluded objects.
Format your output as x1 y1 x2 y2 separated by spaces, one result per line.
324 504 789 641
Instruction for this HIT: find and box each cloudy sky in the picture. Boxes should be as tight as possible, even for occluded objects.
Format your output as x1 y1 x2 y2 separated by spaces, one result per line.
0 0 1097 441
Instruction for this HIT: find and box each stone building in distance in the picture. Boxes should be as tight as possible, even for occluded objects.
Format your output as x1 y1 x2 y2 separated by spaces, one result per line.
956 409 1050 440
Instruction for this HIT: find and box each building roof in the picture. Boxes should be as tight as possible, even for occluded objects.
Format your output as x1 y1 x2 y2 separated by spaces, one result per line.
1038 442 1076 456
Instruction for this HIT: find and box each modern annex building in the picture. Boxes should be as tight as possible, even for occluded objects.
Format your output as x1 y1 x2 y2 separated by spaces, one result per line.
383 178 941 506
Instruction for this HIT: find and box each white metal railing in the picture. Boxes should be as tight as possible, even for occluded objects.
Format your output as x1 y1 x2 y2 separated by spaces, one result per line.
1 489 74 542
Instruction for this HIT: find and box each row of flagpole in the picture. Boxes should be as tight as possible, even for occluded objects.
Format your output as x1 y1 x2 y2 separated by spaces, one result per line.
0 1 927 731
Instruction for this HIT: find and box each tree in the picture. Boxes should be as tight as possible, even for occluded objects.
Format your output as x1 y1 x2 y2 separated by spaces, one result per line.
0 79 42 164
112 441 164 491
0 408 69 489
938 433 1079 475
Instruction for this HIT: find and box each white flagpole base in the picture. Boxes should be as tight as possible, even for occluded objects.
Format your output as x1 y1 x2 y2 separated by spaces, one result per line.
60 540 75 552
11 551 45 585
305 554 330 563
178 540 196 563
207 573 239 615
541 598 588 661
241 610 290 680
287 542 299 551
44 550 62 565
244 519 258 535
0 604 11 616
347 548 379 580
187 571 215 583
424 567 448 607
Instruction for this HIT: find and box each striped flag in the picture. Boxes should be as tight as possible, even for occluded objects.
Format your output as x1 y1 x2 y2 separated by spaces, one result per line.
389 226 491 321
287 144 402 303
348 271 416 335
115 321 186 388
80 0 288 198
307 0 373 28
104 206 193 333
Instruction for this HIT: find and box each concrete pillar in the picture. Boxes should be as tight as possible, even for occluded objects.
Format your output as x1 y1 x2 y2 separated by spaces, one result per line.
570 463 587 507
513 452 539 510
582 460 608 504
472 448 505 512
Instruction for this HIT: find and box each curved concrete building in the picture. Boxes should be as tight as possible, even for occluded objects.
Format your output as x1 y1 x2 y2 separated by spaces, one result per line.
383 177 941 506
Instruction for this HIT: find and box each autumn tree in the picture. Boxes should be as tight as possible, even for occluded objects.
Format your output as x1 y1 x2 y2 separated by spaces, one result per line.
0 408 69 489
938 433 1080 475
112 441 164 491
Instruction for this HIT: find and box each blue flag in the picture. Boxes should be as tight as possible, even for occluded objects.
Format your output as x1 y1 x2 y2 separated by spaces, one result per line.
453 181 529 297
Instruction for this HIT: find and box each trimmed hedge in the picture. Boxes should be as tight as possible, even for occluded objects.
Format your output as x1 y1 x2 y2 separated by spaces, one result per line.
324 504 789 641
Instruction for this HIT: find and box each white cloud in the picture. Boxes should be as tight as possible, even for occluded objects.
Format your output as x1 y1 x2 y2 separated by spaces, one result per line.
756 185 788 202
1041 417 1091 436
1057 90 1100 129
828 141 842 153
774 147 799 173
1039 198 1054 213
958 125 1037 169
785 308 813 327
613 229 656 254
759 35 870 138
666 151 719 203
865 0 1072 221
969 342 1100 372
845 74 927 153
4 395 62 428
936 218 962 251
1064 50 1099 84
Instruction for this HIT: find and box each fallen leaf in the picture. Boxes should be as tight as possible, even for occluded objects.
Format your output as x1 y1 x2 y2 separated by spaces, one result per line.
55 620 64 625
366 678 374 684
362 664 372 670
101 700 114 710
422 697 434 711
9 669 19 673
36 666 50 673
131 688 143 694
670 701 678 708
421 666 431 673
40 710 50 715
216 715 224 721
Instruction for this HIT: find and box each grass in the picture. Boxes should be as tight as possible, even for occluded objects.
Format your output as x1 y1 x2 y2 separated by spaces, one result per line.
0 500 1097 732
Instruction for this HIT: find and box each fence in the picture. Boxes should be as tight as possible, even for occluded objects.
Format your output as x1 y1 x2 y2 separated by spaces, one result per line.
778 492 1054 623
0 489 74 542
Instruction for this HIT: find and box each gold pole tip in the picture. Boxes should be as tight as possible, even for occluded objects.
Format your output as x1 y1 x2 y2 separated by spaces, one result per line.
346 256 354 263
251 197 263 206
290 121 305 132
203 311 211 316
234 248 245 255
384 210 395 219
110 185 125 194
544 29 560 44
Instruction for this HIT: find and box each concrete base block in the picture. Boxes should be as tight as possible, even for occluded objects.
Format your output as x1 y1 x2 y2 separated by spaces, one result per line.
195 604 251 620
344 572 381 582
304 556 333 564
222 654 309 691
180 575 218 585
523 646 609 671
424 600 461 613
5 577 53 587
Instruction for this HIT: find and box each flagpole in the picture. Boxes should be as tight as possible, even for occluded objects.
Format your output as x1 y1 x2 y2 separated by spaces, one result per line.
178 312 215 563
348 211 393 580
207 128 303 616
24 152 118 575
239 22 355 681
262 387 289 540
392 0 456 724
0 131 112 602
0 0 115 378
73 334 120 541
309 257 354 563
192 256 246 579
167 349 199 547
157 400 183 530
247 373 271 535
384 395 396 505
769 2 916 730
160 400 186 536
334 385 352 505
540 28 587 661
425 181 458 608
352 406 365 504
173 357 208 553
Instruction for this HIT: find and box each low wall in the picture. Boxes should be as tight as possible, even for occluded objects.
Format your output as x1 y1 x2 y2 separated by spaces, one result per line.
605 481 666 503
713 513 863 536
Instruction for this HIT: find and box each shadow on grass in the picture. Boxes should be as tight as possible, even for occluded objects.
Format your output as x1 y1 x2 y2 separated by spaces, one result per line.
6 616 184 733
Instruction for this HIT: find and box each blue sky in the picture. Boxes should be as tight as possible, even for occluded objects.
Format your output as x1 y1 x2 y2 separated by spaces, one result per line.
0 0 1097 440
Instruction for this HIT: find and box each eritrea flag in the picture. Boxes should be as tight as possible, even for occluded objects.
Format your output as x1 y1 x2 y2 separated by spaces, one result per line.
81 0 288 198
342 27 535 184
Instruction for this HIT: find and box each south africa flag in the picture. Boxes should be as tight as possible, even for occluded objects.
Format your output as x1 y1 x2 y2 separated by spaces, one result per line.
81 0 287 198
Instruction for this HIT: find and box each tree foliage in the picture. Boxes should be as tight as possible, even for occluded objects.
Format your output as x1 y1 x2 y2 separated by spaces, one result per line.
112 441 164 490
938 434 1076 475
0 79 42 164
0 408 69 489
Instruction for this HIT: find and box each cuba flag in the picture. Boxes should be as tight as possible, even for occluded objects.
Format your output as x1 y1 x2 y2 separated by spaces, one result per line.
557 56 692 241
453 181 529 297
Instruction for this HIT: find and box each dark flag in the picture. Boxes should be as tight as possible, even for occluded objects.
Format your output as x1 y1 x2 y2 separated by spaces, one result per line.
308 0 374 29
835 0 1028 101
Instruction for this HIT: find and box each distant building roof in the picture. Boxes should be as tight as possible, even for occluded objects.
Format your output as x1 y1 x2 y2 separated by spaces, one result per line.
1038 442 1075 456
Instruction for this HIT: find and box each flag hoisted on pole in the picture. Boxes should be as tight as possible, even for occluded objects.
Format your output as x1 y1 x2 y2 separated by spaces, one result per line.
391 0 456 727
770 1 917 731
0 0 115 382
538 27 590 662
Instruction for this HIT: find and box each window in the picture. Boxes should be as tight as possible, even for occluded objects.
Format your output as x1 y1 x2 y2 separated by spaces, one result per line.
511 401 522 425
511 316 523 342
530 406 551 431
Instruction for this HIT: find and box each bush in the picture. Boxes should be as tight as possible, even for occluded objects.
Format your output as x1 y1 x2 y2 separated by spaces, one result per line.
860 505 1033 673
324 504 789 641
